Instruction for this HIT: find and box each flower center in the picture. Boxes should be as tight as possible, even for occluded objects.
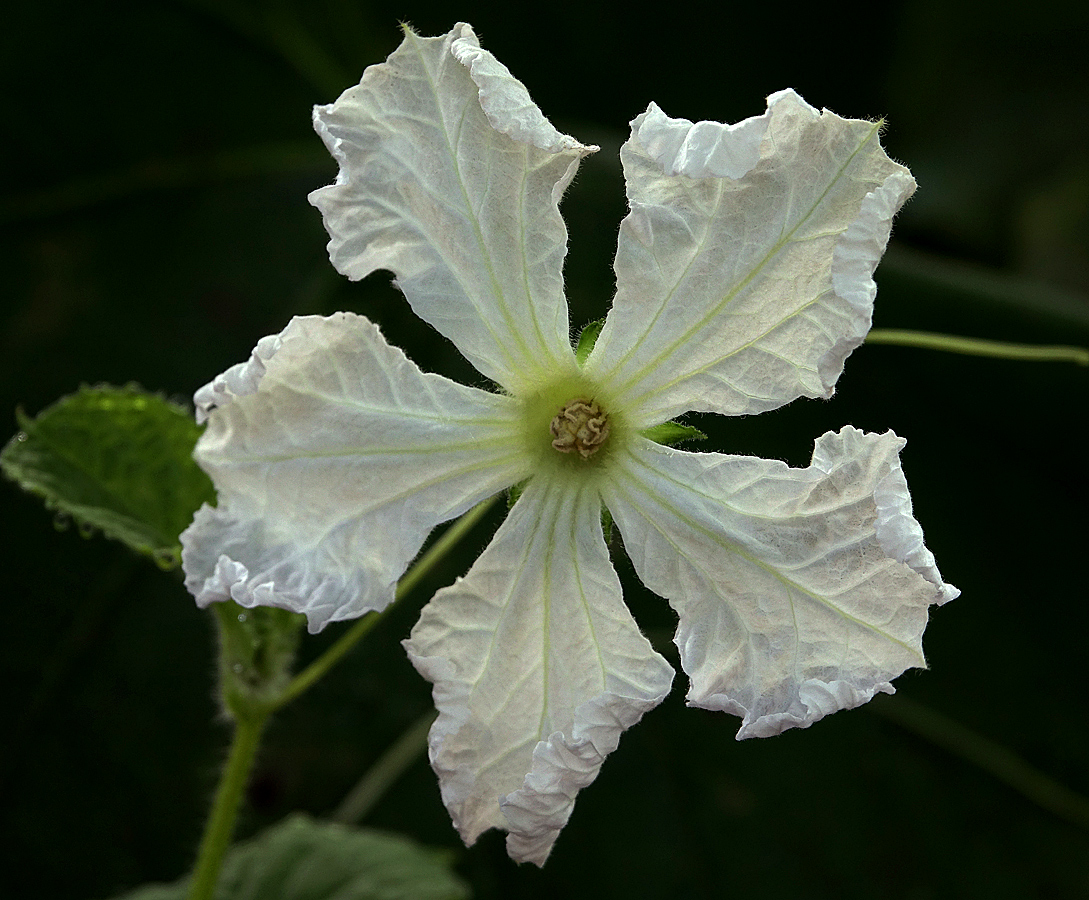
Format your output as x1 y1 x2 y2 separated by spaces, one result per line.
550 398 610 459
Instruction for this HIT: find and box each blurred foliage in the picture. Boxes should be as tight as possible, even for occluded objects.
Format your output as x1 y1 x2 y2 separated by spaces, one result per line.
112 814 469 900
1 1 1087 899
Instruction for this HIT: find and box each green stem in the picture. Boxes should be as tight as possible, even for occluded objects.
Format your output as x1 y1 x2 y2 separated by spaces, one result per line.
873 696 1089 829
275 494 499 710
185 714 268 900
332 710 436 825
865 328 1089 365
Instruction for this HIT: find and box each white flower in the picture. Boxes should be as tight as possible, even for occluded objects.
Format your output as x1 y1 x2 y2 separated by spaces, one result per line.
181 23 958 865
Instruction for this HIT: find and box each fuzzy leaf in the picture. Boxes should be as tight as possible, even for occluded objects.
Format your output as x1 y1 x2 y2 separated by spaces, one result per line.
2 385 214 568
108 814 469 900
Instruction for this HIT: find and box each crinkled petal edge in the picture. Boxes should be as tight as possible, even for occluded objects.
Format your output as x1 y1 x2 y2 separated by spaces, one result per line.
193 334 282 425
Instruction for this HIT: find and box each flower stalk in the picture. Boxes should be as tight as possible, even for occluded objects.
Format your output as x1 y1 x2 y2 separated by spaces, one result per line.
182 495 498 898
185 713 266 900
866 328 1089 365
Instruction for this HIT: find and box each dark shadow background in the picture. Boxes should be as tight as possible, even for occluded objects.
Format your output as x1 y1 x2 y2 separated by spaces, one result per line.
2 1 1088 898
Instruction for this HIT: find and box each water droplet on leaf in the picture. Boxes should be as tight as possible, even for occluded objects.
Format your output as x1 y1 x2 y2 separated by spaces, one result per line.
52 512 71 532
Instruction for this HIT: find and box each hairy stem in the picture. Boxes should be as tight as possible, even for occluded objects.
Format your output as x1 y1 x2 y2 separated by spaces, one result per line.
185 714 267 900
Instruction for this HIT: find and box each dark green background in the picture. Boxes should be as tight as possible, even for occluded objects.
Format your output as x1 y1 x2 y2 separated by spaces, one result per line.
3 1 1087 898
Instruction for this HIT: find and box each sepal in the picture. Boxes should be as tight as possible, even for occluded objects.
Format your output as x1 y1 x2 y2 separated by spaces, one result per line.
213 601 306 719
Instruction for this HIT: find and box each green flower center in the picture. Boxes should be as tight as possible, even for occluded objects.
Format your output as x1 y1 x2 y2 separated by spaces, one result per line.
550 398 610 458
517 373 627 481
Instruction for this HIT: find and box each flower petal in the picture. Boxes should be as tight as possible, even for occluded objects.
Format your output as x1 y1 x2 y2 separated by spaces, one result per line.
586 90 916 426
309 23 594 394
600 427 956 739
404 477 673 865
181 313 526 633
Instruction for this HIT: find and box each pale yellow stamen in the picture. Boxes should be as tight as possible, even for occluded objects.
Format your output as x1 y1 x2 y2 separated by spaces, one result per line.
550 398 610 459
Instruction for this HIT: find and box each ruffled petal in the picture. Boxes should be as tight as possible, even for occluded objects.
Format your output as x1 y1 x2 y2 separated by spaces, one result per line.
309 23 594 394
404 477 673 865
193 333 281 425
586 90 916 426
600 427 956 739
181 313 527 633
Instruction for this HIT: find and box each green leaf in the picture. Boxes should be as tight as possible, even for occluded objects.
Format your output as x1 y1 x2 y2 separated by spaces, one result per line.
574 318 604 365
1 384 214 569
109 815 470 900
640 421 708 447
